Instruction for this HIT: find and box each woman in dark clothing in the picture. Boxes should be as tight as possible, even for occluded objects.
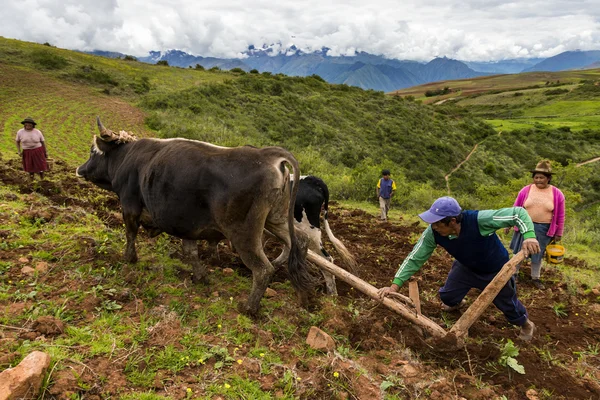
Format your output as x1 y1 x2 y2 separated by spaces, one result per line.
15 117 48 180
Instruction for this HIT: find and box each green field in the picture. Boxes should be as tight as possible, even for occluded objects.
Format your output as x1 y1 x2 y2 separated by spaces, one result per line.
393 70 600 132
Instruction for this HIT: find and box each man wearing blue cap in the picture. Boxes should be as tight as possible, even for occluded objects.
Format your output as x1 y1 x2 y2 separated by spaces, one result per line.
377 196 540 341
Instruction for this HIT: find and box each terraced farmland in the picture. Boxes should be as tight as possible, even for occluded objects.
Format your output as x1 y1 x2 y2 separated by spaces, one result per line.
0 64 151 164
392 69 600 132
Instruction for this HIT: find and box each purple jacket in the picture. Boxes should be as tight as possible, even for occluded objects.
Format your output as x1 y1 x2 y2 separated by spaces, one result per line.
513 184 565 237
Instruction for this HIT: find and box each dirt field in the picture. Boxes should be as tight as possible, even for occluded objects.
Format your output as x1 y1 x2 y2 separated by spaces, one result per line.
1 157 600 399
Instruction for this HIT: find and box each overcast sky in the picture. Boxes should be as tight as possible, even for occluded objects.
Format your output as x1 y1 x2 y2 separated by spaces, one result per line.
2 0 599 61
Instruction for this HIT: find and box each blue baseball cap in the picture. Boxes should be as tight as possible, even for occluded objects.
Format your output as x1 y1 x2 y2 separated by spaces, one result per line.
418 197 462 224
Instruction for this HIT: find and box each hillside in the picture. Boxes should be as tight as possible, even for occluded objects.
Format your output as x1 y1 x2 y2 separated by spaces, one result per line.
0 38 495 198
3 38 600 230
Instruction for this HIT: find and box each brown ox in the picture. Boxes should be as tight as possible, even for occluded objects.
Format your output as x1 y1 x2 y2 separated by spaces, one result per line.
76 118 313 315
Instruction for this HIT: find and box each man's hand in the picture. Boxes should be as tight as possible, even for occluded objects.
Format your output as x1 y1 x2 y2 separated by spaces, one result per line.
504 227 511 235
554 235 562 242
377 284 399 301
522 238 540 257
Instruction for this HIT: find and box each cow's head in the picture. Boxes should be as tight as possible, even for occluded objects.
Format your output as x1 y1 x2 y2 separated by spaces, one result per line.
75 117 137 191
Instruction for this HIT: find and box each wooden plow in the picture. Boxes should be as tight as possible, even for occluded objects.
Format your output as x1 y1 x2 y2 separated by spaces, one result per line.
307 250 526 346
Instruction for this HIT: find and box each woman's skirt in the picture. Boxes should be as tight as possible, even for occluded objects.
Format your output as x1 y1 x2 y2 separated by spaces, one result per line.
22 146 48 173
509 223 553 264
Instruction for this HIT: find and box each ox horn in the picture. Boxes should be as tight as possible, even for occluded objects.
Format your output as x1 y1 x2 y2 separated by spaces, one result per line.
97 116 118 141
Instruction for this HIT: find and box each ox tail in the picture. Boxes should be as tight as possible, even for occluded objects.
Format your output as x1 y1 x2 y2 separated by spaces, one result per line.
284 154 315 294
323 219 357 273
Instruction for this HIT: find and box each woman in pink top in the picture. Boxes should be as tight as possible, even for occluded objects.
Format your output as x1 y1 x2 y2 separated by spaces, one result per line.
15 117 48 181
508 160 566 289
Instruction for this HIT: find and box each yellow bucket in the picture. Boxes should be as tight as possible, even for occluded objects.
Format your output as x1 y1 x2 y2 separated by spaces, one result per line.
546 243 565 264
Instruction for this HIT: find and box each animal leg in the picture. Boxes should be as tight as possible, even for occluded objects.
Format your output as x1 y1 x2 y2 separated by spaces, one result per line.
235 246 275 316
320 252 338 296
322 271 338 296
122 212 140 263
182 239 207 283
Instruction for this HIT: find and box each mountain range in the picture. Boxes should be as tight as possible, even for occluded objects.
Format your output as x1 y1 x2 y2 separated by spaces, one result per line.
87 47 600 93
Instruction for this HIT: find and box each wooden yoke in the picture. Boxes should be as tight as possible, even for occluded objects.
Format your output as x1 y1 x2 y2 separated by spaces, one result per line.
307 250 446 338
449 251 525 340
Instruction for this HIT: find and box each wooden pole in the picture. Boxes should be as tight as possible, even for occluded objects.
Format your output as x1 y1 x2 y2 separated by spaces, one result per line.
307 250 447 338
408 281 422 316
449 251 525 340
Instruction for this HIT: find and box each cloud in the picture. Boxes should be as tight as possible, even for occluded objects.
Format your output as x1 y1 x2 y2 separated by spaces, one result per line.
1 0 599 61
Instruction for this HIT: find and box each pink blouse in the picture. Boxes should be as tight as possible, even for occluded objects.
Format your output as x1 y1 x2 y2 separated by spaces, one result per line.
16 129 45 150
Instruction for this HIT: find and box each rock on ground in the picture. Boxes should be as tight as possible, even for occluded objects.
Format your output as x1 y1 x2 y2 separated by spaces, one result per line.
0 351 51 400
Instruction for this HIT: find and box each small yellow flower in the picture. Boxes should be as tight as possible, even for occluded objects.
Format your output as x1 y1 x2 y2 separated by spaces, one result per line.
576 313 579 316
333 372 340 378
198 359 205 364
8 281 12 284
296 377 301 381
186 388 192 393
224 383 231 389
229 296 233 301
217 324 222 329
237 359 243 364
259 353 265 357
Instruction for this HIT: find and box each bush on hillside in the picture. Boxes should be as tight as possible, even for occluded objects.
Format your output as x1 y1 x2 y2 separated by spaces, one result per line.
568 81 600 99
545 88 569 96
31 50 68 70
195 64 205 70
230 68 245 74
123 55 137 62
130 76 151 94
425 87 451 97
72 65 119 86
156 60 169 66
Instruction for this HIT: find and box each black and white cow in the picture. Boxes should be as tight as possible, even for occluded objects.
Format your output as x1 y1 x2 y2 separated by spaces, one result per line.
292 175 357 295
76 118 313 316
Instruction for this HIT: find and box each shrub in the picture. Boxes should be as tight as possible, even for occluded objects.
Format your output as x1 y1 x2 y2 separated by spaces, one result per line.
195 64 205 70
250 69 259 74
156 60 169 66
31 50 68 70
72 65 119 86
544 88 569 96
425 87 451 97
230 67 245 74
130 76 151 94
123 55 137 62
